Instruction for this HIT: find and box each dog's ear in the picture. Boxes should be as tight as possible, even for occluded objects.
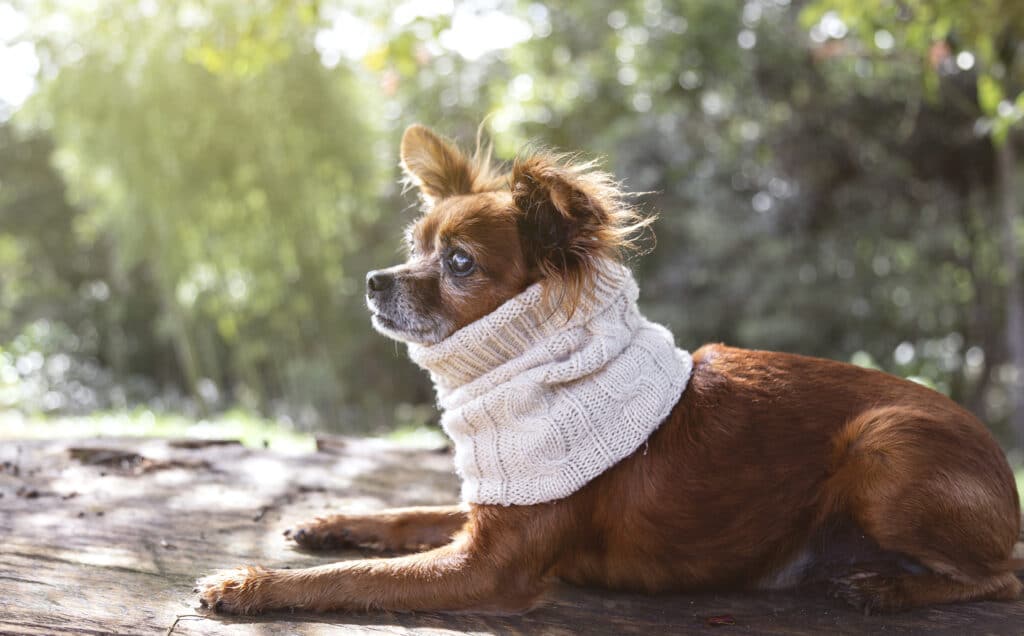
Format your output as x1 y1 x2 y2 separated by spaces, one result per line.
512 154 649 312
400 124 474 203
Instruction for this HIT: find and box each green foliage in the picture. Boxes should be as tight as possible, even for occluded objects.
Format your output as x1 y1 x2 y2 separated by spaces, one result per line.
803 0 1024 143
8 0 401 426
1 0 1022 446
799 0 1024 444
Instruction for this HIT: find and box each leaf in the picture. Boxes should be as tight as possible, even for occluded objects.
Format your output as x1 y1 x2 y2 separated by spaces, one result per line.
705 615 736 627
977 74 1004 117
992 116 1010 146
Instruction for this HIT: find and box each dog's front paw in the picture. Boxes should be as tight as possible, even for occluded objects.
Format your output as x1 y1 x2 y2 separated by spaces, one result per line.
195 565 277 615
829 572 904 615
284 517 358 550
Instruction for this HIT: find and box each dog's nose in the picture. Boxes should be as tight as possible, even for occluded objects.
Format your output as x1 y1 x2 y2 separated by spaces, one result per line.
366 270 394 294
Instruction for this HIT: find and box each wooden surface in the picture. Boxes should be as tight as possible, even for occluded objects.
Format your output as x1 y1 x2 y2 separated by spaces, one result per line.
1 436 1023 635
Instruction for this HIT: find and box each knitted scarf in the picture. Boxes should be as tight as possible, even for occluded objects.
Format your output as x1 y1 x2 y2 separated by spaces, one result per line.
408 262 693 506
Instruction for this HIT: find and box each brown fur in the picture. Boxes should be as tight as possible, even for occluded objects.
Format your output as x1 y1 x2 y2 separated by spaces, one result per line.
510 152 652 315
197 125 1023 616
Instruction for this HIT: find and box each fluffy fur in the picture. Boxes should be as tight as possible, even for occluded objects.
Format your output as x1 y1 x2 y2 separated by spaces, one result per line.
197 124 1023 616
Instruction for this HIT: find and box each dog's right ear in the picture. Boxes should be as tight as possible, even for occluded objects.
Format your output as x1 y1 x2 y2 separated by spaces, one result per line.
400 124 474 204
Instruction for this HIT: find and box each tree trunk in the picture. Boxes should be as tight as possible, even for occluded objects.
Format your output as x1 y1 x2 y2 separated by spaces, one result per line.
997 138 1024 448
147 206 209 418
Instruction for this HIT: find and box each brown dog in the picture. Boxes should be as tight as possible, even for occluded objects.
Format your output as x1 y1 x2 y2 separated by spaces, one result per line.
197 124 1022 615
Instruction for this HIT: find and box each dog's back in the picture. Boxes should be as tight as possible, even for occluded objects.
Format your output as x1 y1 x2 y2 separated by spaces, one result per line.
552 344 1022 610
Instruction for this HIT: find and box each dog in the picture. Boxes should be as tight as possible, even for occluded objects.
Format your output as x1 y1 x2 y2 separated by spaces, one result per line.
197 124 1023 615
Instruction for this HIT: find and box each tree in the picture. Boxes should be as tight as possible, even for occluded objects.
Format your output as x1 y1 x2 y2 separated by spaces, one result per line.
16 0 388 421
802 0 1024 445
4 0 1022 446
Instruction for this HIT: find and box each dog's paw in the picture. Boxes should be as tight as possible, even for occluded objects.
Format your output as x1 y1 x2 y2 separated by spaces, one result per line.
829 572 904 615
195 565 276 615
283 517 358 550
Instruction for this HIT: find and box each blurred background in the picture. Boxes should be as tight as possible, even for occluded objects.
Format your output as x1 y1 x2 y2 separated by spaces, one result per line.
1 0 1023 459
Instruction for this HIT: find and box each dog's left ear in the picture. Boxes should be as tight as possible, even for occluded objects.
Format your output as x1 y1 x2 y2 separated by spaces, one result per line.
512 155 647 311
400 124 474 203
512 156 609 275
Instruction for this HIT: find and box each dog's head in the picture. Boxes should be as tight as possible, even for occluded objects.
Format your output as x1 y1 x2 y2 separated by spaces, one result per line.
365 124 651 345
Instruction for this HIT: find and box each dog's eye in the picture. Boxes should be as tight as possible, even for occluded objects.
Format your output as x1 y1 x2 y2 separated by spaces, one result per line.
446 249 475 277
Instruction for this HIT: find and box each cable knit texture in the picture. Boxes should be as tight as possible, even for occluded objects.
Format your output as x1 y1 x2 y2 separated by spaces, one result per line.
408 262 693 506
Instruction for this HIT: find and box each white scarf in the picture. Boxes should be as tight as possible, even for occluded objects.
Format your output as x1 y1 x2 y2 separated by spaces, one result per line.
408 262 693 505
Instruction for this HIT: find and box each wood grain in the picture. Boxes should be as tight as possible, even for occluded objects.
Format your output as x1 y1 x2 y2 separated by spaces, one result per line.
0 437 1021 634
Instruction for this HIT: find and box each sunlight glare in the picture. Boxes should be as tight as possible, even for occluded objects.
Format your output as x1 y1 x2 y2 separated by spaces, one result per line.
315 8 376 68
0 4 37 115
439 7 532 60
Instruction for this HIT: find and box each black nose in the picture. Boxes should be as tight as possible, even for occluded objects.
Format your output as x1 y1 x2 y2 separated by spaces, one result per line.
366 270 394 294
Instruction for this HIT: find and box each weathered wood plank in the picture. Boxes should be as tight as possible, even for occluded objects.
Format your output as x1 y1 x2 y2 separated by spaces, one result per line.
1 437 1022 635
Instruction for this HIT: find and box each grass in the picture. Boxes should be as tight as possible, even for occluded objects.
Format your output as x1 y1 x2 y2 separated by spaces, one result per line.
384 423 449 449
0 407 451 453
0 408 317 452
